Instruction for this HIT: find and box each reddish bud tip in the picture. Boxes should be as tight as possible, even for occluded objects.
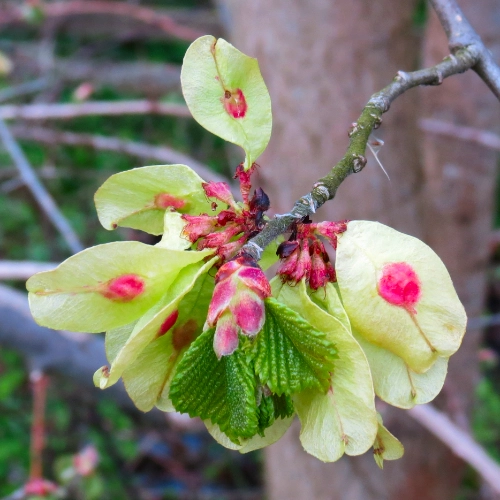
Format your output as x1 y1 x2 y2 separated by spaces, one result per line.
181 214 217 242
214 313 239 358
101 274 145 302
158 310 179 337
249 187 270 213
378 262 421 313
237 266 271 299
155 193 186 210
315 220 349 248
231 291 265 336
207 278 236 326
223 88 247 119
277 240 300 259
202 181 236 207
172 319 198 350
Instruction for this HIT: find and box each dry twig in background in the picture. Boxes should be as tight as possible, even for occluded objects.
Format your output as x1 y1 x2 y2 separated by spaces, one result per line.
420 118 500 151
0 0 203 41
10 125 230 185
0 101 190 121
0 118 84 254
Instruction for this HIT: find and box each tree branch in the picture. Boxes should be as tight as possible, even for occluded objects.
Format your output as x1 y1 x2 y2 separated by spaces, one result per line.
420 118 500 151
0 1 203 42
0 118 84 254
409 404 500 495
242 46 481 260
0 261 57 280
241 0 500 261
430 0 500 99
0 101 190 121
10 125 230 185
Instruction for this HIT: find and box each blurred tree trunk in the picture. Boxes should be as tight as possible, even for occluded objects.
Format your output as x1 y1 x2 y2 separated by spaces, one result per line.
420 0 500 472
217 0 499 498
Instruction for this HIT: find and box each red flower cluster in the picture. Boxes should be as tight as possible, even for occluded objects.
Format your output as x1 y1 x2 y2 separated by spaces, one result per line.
182 164 270 263
206 253 271 358
277 220 348 290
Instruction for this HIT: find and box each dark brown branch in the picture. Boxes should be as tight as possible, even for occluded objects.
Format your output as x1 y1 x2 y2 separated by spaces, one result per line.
0 101 190 121
10 125 230 185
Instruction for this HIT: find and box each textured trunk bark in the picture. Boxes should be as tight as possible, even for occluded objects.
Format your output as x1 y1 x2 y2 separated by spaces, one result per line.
216 0 499 498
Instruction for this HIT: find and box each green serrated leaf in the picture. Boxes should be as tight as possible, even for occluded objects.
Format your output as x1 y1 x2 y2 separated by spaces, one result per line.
27 242 212 333
275 279 378 462
95 164 211 235
181 36 272 171
170 329 258 443
253 297 337 395
205 414 294 453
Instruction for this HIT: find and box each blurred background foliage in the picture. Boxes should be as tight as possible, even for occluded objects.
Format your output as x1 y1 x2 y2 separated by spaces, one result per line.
0 0 499 498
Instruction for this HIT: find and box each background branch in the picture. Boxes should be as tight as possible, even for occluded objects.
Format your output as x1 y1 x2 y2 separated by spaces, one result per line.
243 46 482 260
0 0 203 42
0 118 83 254
409 404 500 495
430 0 500 99
0 101 190 121
9 125 230 185
419 118 500 151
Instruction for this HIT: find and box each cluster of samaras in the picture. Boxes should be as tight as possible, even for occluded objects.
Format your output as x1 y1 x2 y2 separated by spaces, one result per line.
27 35 467 467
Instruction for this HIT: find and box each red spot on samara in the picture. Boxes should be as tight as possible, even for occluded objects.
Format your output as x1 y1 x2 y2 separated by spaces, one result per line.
155 193 186 210
101 274 145 302
378 262 421 314
158 310 179 337
223 88 247 118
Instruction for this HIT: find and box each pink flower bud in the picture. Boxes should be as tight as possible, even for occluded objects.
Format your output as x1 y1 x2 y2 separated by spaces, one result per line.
181 214 217 243
198 225 242 250
217 210 237 226
203 181 237 208
230 290 265 336
315 220 348 248
207 278 236 326
277 246 300 282
237 266 271 299
100 274 145 302
290 239 312 282
214 312 239 358
310 244 328 290
217 235 247 261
